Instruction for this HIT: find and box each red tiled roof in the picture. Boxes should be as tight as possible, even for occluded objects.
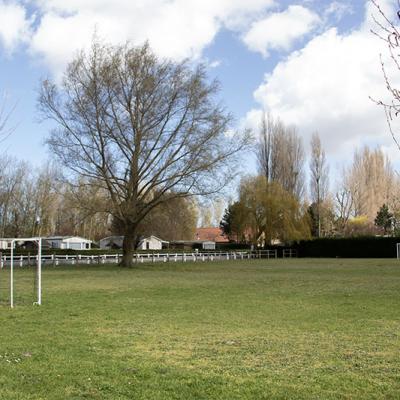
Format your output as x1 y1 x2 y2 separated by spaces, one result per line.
195 227 229 243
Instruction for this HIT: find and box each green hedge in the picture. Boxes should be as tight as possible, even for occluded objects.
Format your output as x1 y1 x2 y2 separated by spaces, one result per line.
216 242 251 251
291 237 400 258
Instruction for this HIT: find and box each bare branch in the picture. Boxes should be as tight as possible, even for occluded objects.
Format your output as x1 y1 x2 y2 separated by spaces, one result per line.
38 39 249 266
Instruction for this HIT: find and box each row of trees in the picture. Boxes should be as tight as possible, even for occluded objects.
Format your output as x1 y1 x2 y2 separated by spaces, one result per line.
0 156 198 242
220 112 400 246
1 4 399 264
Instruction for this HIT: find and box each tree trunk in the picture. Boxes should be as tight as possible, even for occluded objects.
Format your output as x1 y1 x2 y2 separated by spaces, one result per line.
120 231 137 267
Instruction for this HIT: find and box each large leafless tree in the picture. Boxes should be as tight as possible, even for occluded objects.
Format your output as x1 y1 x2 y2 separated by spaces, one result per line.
256 112 305 199
38 40 248 266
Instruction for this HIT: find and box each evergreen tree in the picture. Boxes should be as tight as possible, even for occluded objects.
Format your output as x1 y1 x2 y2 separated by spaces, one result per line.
220 202 248 243
374 204 393 235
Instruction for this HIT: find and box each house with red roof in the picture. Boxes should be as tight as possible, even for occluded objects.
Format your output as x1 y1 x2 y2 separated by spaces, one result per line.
195 227 229 243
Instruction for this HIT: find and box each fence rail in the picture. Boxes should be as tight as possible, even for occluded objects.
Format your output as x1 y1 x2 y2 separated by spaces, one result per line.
0 249 298 268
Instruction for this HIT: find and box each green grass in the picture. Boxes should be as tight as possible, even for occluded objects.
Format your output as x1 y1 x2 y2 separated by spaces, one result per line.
1 259 400 399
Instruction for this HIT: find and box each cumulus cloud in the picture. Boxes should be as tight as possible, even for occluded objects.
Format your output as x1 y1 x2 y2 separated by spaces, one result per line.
27 0 275 76
242 5 320 57
247 0 400 162
0 1 32 53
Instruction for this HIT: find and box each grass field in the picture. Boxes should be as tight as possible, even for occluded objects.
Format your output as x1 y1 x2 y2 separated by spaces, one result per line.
0 259 400 399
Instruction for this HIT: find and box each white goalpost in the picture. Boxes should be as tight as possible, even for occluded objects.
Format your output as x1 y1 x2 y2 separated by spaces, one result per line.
2 237 42 308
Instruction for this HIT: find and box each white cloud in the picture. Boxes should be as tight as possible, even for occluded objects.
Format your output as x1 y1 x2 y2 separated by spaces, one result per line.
208 59 222 69
0 1 32 53
248 0 400 163
324 1 353 21
27 0 275 76
242 5 320 57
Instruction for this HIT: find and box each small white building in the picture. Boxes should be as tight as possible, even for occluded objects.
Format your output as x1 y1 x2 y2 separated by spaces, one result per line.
99 236 124 249
0 239 12 250
99 235 169 250
202 241 216 250
45 236 92 250
137 235 169 250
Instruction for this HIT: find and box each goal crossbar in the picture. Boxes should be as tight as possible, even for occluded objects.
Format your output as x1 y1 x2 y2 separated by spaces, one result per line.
7 237 42 308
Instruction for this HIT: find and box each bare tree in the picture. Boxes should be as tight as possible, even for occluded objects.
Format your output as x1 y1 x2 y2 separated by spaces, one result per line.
334 146 395 235
256 112 305 199
335 188 353 234
38 40 248 266
347 146 394 221
257 111 275 182
309 132 329 237
371 0 400 150
138 195 198 241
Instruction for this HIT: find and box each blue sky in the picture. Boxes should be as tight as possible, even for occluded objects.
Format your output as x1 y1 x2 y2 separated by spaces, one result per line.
0 0 398 178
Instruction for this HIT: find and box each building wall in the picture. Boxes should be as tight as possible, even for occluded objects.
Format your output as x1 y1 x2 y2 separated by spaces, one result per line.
138 237 163 250
50 238 91 250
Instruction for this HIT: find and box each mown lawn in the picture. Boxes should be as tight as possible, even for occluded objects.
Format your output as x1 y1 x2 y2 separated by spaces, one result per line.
0 258 400 399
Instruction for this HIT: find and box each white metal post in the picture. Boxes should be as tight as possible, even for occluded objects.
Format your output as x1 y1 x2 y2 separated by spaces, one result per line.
37 238 42 305
10 240 14 308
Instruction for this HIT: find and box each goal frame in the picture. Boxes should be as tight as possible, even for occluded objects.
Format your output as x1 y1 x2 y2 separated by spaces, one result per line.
8 237 42 308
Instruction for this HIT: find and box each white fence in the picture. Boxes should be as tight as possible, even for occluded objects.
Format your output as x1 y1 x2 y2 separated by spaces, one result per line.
0 249 298 267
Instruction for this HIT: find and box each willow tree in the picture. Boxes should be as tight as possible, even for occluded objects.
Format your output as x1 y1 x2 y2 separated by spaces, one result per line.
38 41 247 266
239 176 310 246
